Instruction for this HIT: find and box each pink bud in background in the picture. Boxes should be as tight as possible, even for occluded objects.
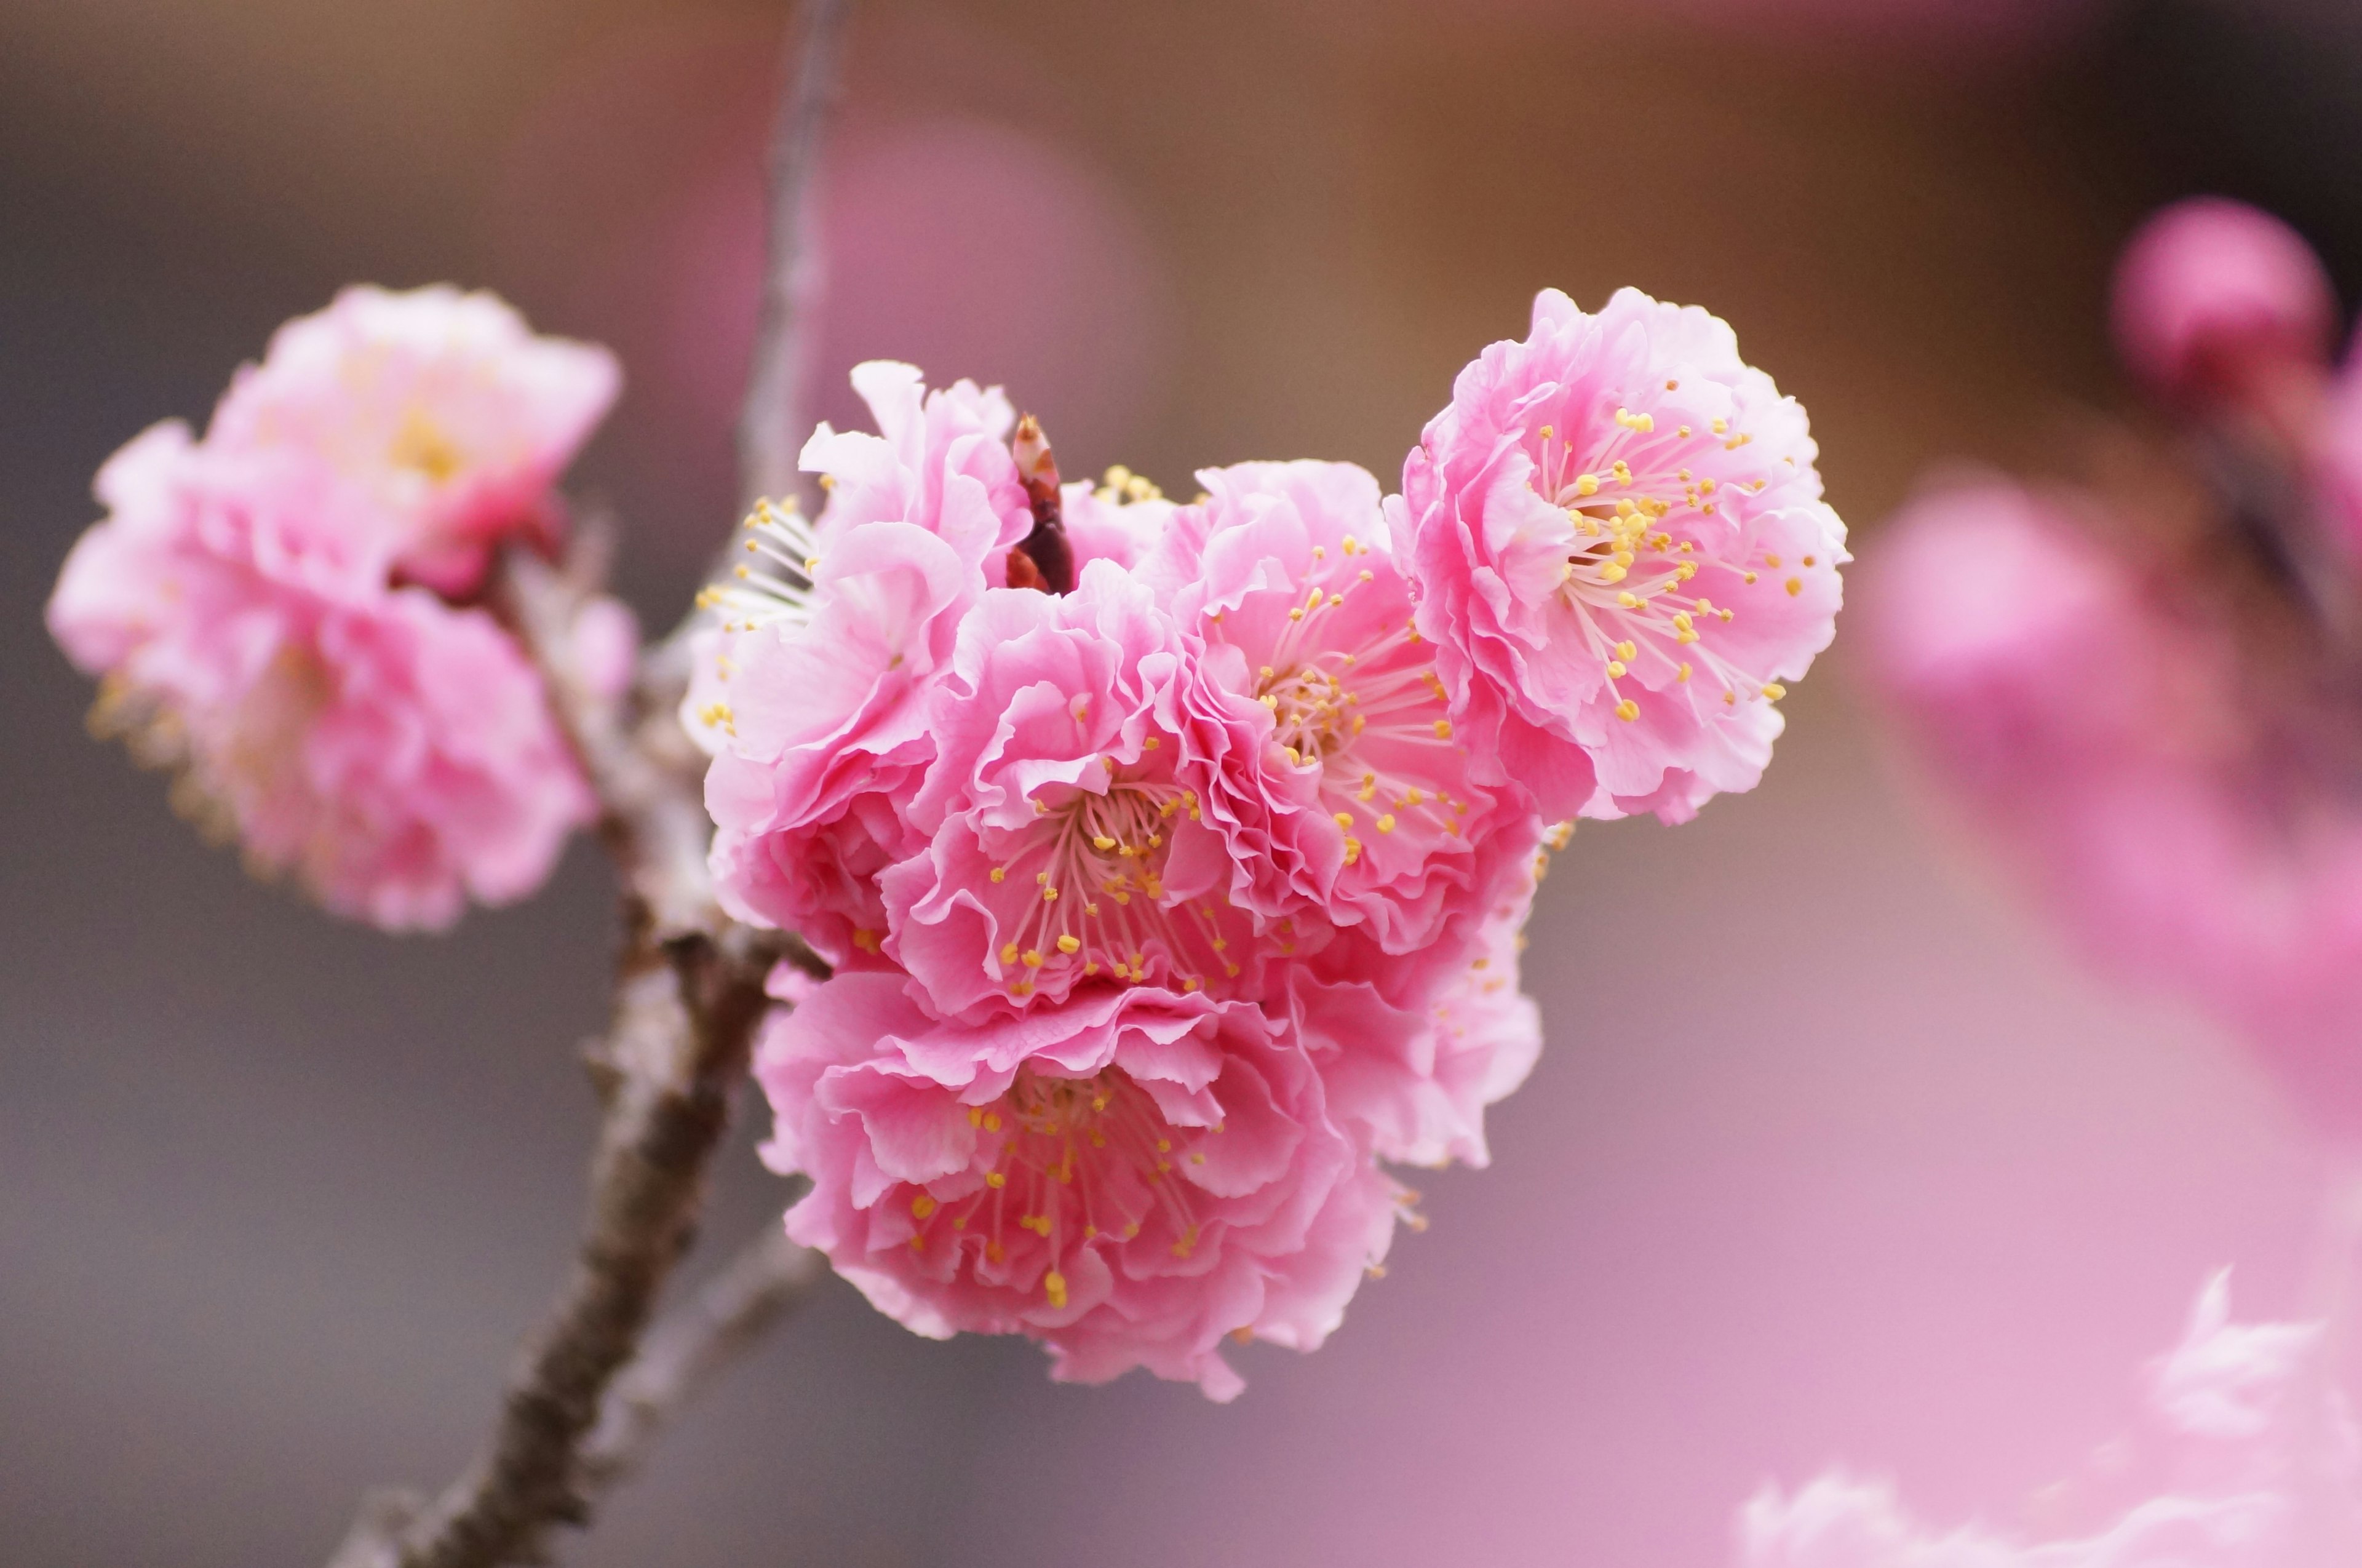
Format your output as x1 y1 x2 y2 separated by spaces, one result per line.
2110 198 2337 412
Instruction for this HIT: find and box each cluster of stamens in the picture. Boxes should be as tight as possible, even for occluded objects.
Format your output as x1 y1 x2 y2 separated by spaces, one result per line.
1533 404 1800 720
691 496 826 739
904 1065 1222 1305
1228 535 1470 869
985 760 1265 1000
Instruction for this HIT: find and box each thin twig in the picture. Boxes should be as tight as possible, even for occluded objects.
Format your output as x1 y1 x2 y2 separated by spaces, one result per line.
578 1223 830 1493
322 4 853 1558
738 0 854 514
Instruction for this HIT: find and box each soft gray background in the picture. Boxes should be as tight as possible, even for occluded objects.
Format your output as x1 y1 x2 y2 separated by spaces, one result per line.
7 2 2362 1564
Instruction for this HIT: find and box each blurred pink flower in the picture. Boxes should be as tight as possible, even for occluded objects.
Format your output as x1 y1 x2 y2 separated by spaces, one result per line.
754 969 1400 1401
1142 460 1519 965
1391 287 1847 824
1865 477 2362 1120
49 423 591 930
1738 1273 2362 1567
2111 199 2336 412
209 285 619 596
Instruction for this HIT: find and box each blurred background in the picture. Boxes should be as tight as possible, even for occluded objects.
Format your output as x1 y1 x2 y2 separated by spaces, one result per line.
7 1 2362 1563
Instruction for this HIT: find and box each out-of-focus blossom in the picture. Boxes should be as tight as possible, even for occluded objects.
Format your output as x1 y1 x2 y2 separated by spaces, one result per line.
1391 287 1847 824
209 285 619 595
754 969 1399 1401
2111 199 2336 412
1867 476 2362 1116
1738 1273 2362 1567
1865 197 2362 1123
49 424 592 929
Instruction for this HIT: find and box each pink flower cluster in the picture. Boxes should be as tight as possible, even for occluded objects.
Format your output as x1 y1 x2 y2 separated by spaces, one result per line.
705 292 1846 1395
1740 1272 2362 1566
1863 200 2362 1123
47 287 621 929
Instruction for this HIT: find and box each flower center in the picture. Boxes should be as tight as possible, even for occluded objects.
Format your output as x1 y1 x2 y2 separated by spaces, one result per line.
905 1064 1219 1308
985 766 1255 998
1526 416 1794 722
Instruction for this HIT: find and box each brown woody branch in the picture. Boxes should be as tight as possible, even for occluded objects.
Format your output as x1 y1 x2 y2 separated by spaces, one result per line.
323 3 853 1559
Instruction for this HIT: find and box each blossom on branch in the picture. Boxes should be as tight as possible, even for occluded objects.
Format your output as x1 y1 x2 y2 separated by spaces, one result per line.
721 309 1837 1393
1391 287 1848 823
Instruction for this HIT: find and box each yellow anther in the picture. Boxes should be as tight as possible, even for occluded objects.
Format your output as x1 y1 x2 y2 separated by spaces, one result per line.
1762 682 1787 701
1056 935 1081 956
1786 578 1803 597
1575 473 1599 496
1606 659 1628 679
1433 718 1453 738
968 1107 984 1126
1676 661 1692 683
984 1112 1001 1131
1044 1272 1068 1309
1615 698 1640 722
985 1172 1006 1188
1041 886 1059 902
1093 835 1118 851
1334 811 1354 827
1616 639 1637 660
1000 942 1020 965
1617 591 1640 608
1375 814 1397 834
912 1194 937 1219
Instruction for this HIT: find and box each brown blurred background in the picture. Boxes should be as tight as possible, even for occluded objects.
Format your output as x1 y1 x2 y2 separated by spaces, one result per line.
8 2 2362 1565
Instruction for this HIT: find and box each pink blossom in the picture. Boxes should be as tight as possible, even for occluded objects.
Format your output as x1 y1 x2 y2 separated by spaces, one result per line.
880 561 1275 1016
1864 478 2362 1123
754 969 1400 1400
700 362 1033 965
49 423 592 929
2111 199 2336 410
1140 460 1519 961
1294 822 1548 1169
1391 287 1847 822
208 285 619 595
1738 1273 2362 1567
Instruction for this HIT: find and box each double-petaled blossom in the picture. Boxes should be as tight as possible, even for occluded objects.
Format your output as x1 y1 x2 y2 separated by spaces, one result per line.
723 311 1833 1393
1141 461 1517 971
48 421 592 929
1738 1273 2362 1567
1864 199 2362 1124
696 362 1034 967
207 285 619 596
754 969 1398 1401
47 288 618 929
1390 287 1848 823
881 560 1274 1016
